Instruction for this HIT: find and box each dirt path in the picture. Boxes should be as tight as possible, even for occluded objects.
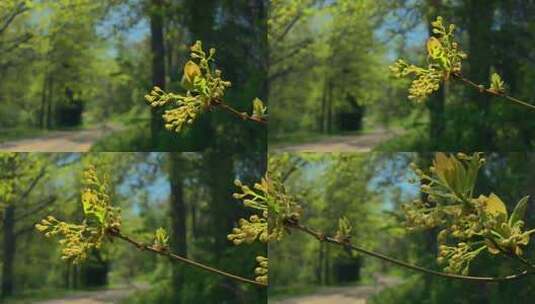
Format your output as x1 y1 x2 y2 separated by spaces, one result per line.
272 129 401 153
0 125 118 152
31 284 148 304
271 275 401 304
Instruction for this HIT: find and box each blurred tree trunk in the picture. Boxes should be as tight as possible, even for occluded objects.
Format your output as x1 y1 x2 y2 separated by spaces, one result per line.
46 76 54 129
320 80 328 133
205 152 239 301
182 0 217 150
80 253 109 288
317 242 324 283
327 81 334 134
1 206 16 298
323 244 331 285
39 72 49 129
206 152 234 255
426 0 445 146
168 153 187 303
465 0 496 148
149 0 166 148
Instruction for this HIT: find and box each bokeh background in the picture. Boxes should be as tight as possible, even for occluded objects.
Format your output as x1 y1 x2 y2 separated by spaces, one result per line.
0 0 266 152
0 152 266 303
269 152 535 304
269 0 535 152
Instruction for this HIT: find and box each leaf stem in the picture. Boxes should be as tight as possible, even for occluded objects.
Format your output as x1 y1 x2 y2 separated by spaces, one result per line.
287 221 535 282
452 73 535 111
107 228 267 287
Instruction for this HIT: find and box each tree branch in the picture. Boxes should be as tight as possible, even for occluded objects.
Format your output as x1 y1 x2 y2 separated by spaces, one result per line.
19 167 47 200
212 99 267 125
0 2 28 36
15 195 57 222
286 221 535 282
452 73 535 111
107 227 267 287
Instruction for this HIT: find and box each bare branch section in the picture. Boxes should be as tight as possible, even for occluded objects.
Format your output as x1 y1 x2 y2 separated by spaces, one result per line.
286 221 535 282
213 99 267 125
107 228 267 287
452 73 535 111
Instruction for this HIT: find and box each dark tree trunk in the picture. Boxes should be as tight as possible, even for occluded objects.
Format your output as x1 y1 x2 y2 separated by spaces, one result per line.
205 152 238 302
169 153 187 303
323 244 331 285
320 80 328 133
46 76 54 129
80 252 108 288
1 206 16 298
465 0 496 148
426 0 446 146
39 73 48 129
190 199 197 238
327 81 334 134
64 264 70 289
318 242 325 284
149 0 166 148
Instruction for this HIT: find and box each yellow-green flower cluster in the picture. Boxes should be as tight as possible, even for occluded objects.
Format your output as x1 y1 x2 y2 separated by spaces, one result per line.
227 214 268 245
390 16 467 102
81 166 121 229
229 174 303 286
437 242 486 275
254 256 268 284
144 41 231 132
390 60 443 102
404 153 535 275
36 166 121 264
35 216 104 264
231 175 302 243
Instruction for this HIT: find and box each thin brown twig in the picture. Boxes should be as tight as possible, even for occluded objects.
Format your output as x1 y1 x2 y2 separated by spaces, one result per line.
107 228 267 287
212 99 267 125
452 73 535 111
287 221 535 282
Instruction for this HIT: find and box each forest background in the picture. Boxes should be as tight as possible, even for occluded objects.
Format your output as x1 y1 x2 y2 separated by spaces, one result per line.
270 152 535 304
0 152 267 303
0 0 266 152
270 0 535 151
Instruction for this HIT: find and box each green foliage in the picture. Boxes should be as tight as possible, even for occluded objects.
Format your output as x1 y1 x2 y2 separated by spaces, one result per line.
0 153 44 212
35 165 121 264
0 153 22 208
153 227 169 251
252 98 268 120
334 216 353 243
490 72 506 94
145 41 266 133
403 153 535 275
390 17 467 102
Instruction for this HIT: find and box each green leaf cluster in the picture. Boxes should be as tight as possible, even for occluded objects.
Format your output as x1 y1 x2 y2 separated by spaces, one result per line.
489 72 506 94
334 216 353 244
403 153 535 275
153 227 169 251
